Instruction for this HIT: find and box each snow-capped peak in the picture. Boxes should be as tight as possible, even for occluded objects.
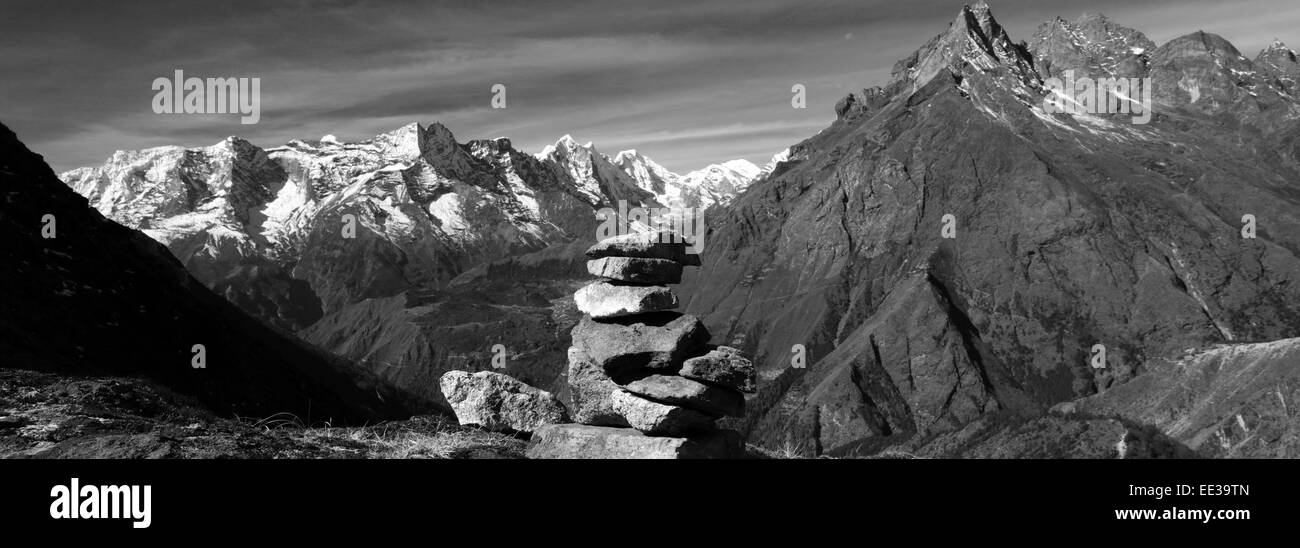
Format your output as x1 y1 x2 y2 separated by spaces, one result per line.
538 134 594 159
611 148 678 196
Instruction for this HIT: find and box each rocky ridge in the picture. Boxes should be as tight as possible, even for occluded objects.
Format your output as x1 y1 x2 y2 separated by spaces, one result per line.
677 1 1300 456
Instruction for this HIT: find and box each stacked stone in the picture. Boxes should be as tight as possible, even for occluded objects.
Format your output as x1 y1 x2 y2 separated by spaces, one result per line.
527 230 757 459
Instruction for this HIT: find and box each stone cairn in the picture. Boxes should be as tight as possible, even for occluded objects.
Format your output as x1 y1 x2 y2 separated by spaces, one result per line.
527 230 757 459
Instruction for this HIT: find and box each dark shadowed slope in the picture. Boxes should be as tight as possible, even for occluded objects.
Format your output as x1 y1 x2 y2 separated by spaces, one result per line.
0 122 408 424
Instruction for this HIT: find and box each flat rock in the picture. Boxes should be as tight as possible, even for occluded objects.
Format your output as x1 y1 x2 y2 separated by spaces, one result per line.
586 230 701 266
680 346 757 393
574 281 678 319
570 312 710 383
525 424 744 459
611 389 716 436
566 347 629 427
624 374 745 417
439 370 567 434
587 256 683 284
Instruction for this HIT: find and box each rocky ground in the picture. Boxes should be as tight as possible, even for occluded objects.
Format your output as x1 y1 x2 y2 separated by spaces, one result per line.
0 368 524 459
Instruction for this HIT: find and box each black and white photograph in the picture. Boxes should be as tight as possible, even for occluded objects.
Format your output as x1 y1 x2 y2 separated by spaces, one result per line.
2 0 1296 534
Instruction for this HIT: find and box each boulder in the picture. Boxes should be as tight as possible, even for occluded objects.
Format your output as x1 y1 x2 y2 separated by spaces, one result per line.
525 424 744 459
574 281 678 319
587 256 684 284
611 389 716 436
680 346 758 393
565 347 629 427
570 312 710 383
439 370 567 434
624 374 745 417
586 230 701 266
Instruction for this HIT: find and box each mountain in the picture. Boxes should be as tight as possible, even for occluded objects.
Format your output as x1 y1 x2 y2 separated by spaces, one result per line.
0 121 403 424
612 149 770 209
62 124 629 331
611 149 678 197
535 135 657 208
676 1 1300 456
60 125 672 413
1060 337 1300 458
46 1 1300 458
1029 13 1155 80
1254 39 1300 96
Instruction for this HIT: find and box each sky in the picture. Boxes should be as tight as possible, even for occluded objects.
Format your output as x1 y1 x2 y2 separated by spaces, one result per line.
2 0 1297 174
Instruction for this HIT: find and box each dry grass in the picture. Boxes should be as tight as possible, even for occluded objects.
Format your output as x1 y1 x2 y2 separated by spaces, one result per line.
239 413 526 459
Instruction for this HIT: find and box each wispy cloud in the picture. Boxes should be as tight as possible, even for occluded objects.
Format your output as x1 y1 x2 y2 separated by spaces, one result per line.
1 0 1295 173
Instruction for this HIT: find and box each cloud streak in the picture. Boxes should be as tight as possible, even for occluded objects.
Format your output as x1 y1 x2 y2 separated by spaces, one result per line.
1 0 1294 173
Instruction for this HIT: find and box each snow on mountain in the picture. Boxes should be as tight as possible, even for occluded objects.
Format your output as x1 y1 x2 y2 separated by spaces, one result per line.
1255 39 1300 96
60 124 658 329
611 149 677 196
1029 13 1156 80
609 148 775 209
535 135 656 208
760 148 791 175
674 159 763 208
60 121 778 335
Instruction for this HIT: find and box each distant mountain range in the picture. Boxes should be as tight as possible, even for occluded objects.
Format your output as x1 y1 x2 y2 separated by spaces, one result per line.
58 124 783 413
62 125 781 332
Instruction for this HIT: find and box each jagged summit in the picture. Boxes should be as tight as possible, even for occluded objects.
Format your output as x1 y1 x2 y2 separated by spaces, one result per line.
1261 38 1296 58
538 133 594 159
676 3 1300 456
1029 11 1154 79
885 2 1039 98
1256 38 1300 96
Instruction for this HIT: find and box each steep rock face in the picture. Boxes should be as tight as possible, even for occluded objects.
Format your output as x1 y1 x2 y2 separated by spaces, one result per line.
537 135 657 208
1029 14 1155 80
0 121 404 424
612 150 677 197
62 138 318 331
678 3 1300 455
1066 338 1300 458
889 0 1039 95
1148 31 1261 113
1255 40 1300 96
